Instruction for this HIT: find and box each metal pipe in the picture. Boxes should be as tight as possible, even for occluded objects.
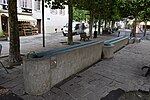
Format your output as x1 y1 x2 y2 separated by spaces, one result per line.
0 61 9 74
42 0 45 47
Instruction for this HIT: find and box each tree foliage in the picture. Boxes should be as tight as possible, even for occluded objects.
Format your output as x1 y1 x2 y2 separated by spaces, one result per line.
118 0 150 36
118 0 150 18
45 0 150 38
73 7 89 22
45 0 74 44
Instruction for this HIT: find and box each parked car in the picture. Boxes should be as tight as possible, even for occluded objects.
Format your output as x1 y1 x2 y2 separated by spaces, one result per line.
61 22 81 36
84 26 98 36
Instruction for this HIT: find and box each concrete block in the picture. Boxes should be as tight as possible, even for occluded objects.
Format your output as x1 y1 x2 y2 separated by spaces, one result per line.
134 38 141 43
103 37 129 59
129 37 135 44
112 37 129 52
23 41 104 95
102 44 114 59
23 58 51 95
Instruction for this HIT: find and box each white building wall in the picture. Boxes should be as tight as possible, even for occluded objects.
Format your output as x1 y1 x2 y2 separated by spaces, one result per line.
44 6 68 33
32 0 68 33
32 0 42 19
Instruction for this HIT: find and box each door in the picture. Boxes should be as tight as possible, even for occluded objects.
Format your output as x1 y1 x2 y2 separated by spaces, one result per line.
37 19 41 33
1 16 8 36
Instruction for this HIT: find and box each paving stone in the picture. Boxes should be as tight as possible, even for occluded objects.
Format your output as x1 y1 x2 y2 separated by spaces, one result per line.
78 69 100 79
82 92 100 100
77 97 88 100
21 95 45 100
11 84 25 96
2 32 150 99
0 68 10 75
43 90 75 100
68 87 91 99
53 95 76 100
107 81 122 88
60 81 82 93
50 87 75 99
77 80 93 89
1 75 23 89
87 85 109 98
42 91 58 100
0 69 22 79
69 76 83 84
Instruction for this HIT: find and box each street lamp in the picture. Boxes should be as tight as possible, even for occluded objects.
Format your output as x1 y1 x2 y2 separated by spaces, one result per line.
42 0 45 47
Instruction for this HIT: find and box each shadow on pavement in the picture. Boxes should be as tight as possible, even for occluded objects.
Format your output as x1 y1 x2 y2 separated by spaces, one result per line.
101 88 150 100
0 86 23 100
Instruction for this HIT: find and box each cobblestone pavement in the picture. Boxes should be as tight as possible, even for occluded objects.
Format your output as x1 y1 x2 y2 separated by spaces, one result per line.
0 32 114 56
1 31 150 100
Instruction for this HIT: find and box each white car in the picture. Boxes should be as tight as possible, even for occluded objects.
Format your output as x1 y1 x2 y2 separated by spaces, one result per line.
62 22 98 36
62 22 81 36
84 27 98 36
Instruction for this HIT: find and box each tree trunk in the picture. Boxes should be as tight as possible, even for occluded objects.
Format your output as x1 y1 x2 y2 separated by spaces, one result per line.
111 21 115 29
94 21 97 31
89 11 93 38
98 18 101 35
102 20 104 32
67 0 73 45
104 20 107 29
132 17 137 37
108 21 111 28
8 0 22 67
143 21 147 37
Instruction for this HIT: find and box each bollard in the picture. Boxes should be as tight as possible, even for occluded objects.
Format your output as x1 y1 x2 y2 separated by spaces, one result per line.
118 31 120 37
94 31 97 38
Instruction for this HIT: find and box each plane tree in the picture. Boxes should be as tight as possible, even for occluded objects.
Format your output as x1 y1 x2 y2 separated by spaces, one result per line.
118 0 148 37
73 7 88 22
75 0 106 38
71 0 94 38
45 0 122 39
87 0 120 35
8 0 22 67
45 0 76 45
45 0 96 44
45 0 98 40
138 1 150 36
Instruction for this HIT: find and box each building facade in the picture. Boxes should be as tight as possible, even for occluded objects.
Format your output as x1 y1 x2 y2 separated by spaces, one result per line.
32 0 68 33
0 0 68 37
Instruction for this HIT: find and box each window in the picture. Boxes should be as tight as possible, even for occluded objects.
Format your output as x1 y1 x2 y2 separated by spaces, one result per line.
20 0 32 9
0 0 8 5
35 0 41 11
50 9 57 15
0 0 8 10
59 9 65 15
3 0 8 5
28 0 32 8
59 9 63 14
0 0 2 4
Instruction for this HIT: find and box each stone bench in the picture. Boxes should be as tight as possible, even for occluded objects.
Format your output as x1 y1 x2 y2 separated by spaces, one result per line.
102 36 129 59
79 32 90 41
23 40 104 95
129 37 141 44
102 43 115 59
